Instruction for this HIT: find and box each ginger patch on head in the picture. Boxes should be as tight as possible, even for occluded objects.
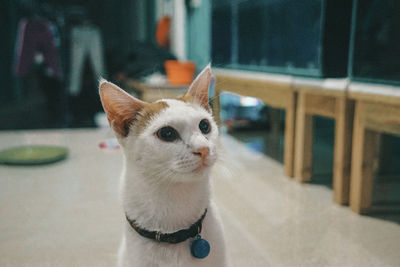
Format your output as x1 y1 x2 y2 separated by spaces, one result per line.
134 101 169 134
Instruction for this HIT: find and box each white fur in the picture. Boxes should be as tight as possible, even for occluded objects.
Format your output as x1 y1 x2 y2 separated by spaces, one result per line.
117 99 227 267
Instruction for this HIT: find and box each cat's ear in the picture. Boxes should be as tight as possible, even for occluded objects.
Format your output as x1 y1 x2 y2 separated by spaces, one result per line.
183 64 212 111
99 79 145 137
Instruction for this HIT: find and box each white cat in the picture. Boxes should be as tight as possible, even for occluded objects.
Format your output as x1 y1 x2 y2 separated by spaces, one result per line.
99 65 227 267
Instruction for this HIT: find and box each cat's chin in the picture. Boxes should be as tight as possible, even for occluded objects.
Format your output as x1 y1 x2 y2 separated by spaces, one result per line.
169 166 211 183
193 164 211 174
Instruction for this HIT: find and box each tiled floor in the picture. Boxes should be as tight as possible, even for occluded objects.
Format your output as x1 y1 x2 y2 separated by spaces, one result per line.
0 129 400 266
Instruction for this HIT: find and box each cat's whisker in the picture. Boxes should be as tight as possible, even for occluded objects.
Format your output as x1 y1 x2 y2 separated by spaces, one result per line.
148 165 173 178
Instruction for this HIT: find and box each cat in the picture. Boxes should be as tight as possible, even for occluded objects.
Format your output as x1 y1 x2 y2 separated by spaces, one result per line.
99 65 227 267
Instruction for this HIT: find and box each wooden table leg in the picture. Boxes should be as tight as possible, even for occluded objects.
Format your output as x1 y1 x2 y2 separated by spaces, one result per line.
212 90 221 126
284 92 296 177
294 92 314 182
333 98 354 204
350 101 379 213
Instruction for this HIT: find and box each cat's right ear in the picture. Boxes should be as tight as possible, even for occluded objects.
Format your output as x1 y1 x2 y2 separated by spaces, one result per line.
99 79 145 137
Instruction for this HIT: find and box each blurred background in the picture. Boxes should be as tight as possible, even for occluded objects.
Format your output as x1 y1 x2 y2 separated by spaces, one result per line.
1 0 164 129
1 0 400 265
1 0 399 207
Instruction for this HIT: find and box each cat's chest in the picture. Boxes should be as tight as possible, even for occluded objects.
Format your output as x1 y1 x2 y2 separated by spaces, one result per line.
122 175 211 232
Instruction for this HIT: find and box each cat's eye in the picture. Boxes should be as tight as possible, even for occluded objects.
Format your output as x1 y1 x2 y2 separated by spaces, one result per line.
199 119 211 134
156 126 179 142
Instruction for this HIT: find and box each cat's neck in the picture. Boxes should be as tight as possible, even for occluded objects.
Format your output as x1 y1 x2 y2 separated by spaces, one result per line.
121 163 211 233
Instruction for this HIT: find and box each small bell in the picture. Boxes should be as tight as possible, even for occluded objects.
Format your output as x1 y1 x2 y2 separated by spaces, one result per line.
190 235 210 259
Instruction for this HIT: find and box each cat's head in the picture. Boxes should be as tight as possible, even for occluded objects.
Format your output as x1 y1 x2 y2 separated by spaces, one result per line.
99 65 218 182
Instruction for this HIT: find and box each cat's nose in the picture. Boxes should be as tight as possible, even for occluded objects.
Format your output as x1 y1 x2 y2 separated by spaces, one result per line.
193 147 209 160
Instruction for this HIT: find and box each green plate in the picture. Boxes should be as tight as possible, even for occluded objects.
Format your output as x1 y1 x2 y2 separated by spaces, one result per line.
0 145 68 166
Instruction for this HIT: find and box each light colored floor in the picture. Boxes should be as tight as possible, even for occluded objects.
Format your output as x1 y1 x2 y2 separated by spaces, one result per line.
0 129 399 266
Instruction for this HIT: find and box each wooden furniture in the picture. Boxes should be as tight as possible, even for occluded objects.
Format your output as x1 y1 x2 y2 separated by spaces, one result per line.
123 72 400 213
212 69 296 177
293 78 353 205
123 79 188 102
348 83 400 213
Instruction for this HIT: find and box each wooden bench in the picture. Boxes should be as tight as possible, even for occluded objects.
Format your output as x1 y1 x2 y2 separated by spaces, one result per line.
124 73 400 213
348 82 400 213
212 69 296 177
293 78 353 204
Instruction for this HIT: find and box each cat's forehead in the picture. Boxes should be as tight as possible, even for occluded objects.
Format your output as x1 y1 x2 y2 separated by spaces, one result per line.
149 98 210 126
158 99 209 119
157 99 193 110
133 98 210 137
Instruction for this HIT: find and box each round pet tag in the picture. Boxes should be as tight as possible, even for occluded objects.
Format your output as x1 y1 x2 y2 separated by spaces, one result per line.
190 237 210 259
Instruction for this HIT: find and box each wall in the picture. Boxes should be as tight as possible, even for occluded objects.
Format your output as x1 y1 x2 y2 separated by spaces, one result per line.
186 0 211 72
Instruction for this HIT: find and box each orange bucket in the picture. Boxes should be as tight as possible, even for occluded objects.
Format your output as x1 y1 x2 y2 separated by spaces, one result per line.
164 60 196 85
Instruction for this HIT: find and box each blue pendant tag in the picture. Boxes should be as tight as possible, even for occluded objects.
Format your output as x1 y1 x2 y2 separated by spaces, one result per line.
190 235 210 259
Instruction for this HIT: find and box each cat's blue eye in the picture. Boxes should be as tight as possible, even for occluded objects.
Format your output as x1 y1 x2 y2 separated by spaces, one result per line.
156 126 179 142
199 119 211 134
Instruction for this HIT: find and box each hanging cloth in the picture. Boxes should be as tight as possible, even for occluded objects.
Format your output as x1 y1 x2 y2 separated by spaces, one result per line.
14 18 61 78
68 25 106 96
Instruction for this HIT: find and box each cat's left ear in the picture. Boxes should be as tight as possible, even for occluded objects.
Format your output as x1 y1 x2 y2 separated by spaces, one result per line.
183 64 212 111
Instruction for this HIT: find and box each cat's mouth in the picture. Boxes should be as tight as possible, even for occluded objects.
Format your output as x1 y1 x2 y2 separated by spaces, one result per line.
193 162 210 173
192 155 217 173
173 154 216 175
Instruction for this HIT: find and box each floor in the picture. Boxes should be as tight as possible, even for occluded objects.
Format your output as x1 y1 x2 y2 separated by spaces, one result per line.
0 129 400 266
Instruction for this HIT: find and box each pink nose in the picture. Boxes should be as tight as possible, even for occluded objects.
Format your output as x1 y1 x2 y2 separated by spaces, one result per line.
193 147 209 160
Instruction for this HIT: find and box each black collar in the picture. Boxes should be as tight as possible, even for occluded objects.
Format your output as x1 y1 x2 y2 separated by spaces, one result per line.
126 209 207 244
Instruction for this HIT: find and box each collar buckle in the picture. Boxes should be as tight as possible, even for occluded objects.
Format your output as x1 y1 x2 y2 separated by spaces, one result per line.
155 232 161 242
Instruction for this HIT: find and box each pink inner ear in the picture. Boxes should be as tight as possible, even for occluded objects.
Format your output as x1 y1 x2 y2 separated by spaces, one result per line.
185 65 212 110
99 81 145 136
